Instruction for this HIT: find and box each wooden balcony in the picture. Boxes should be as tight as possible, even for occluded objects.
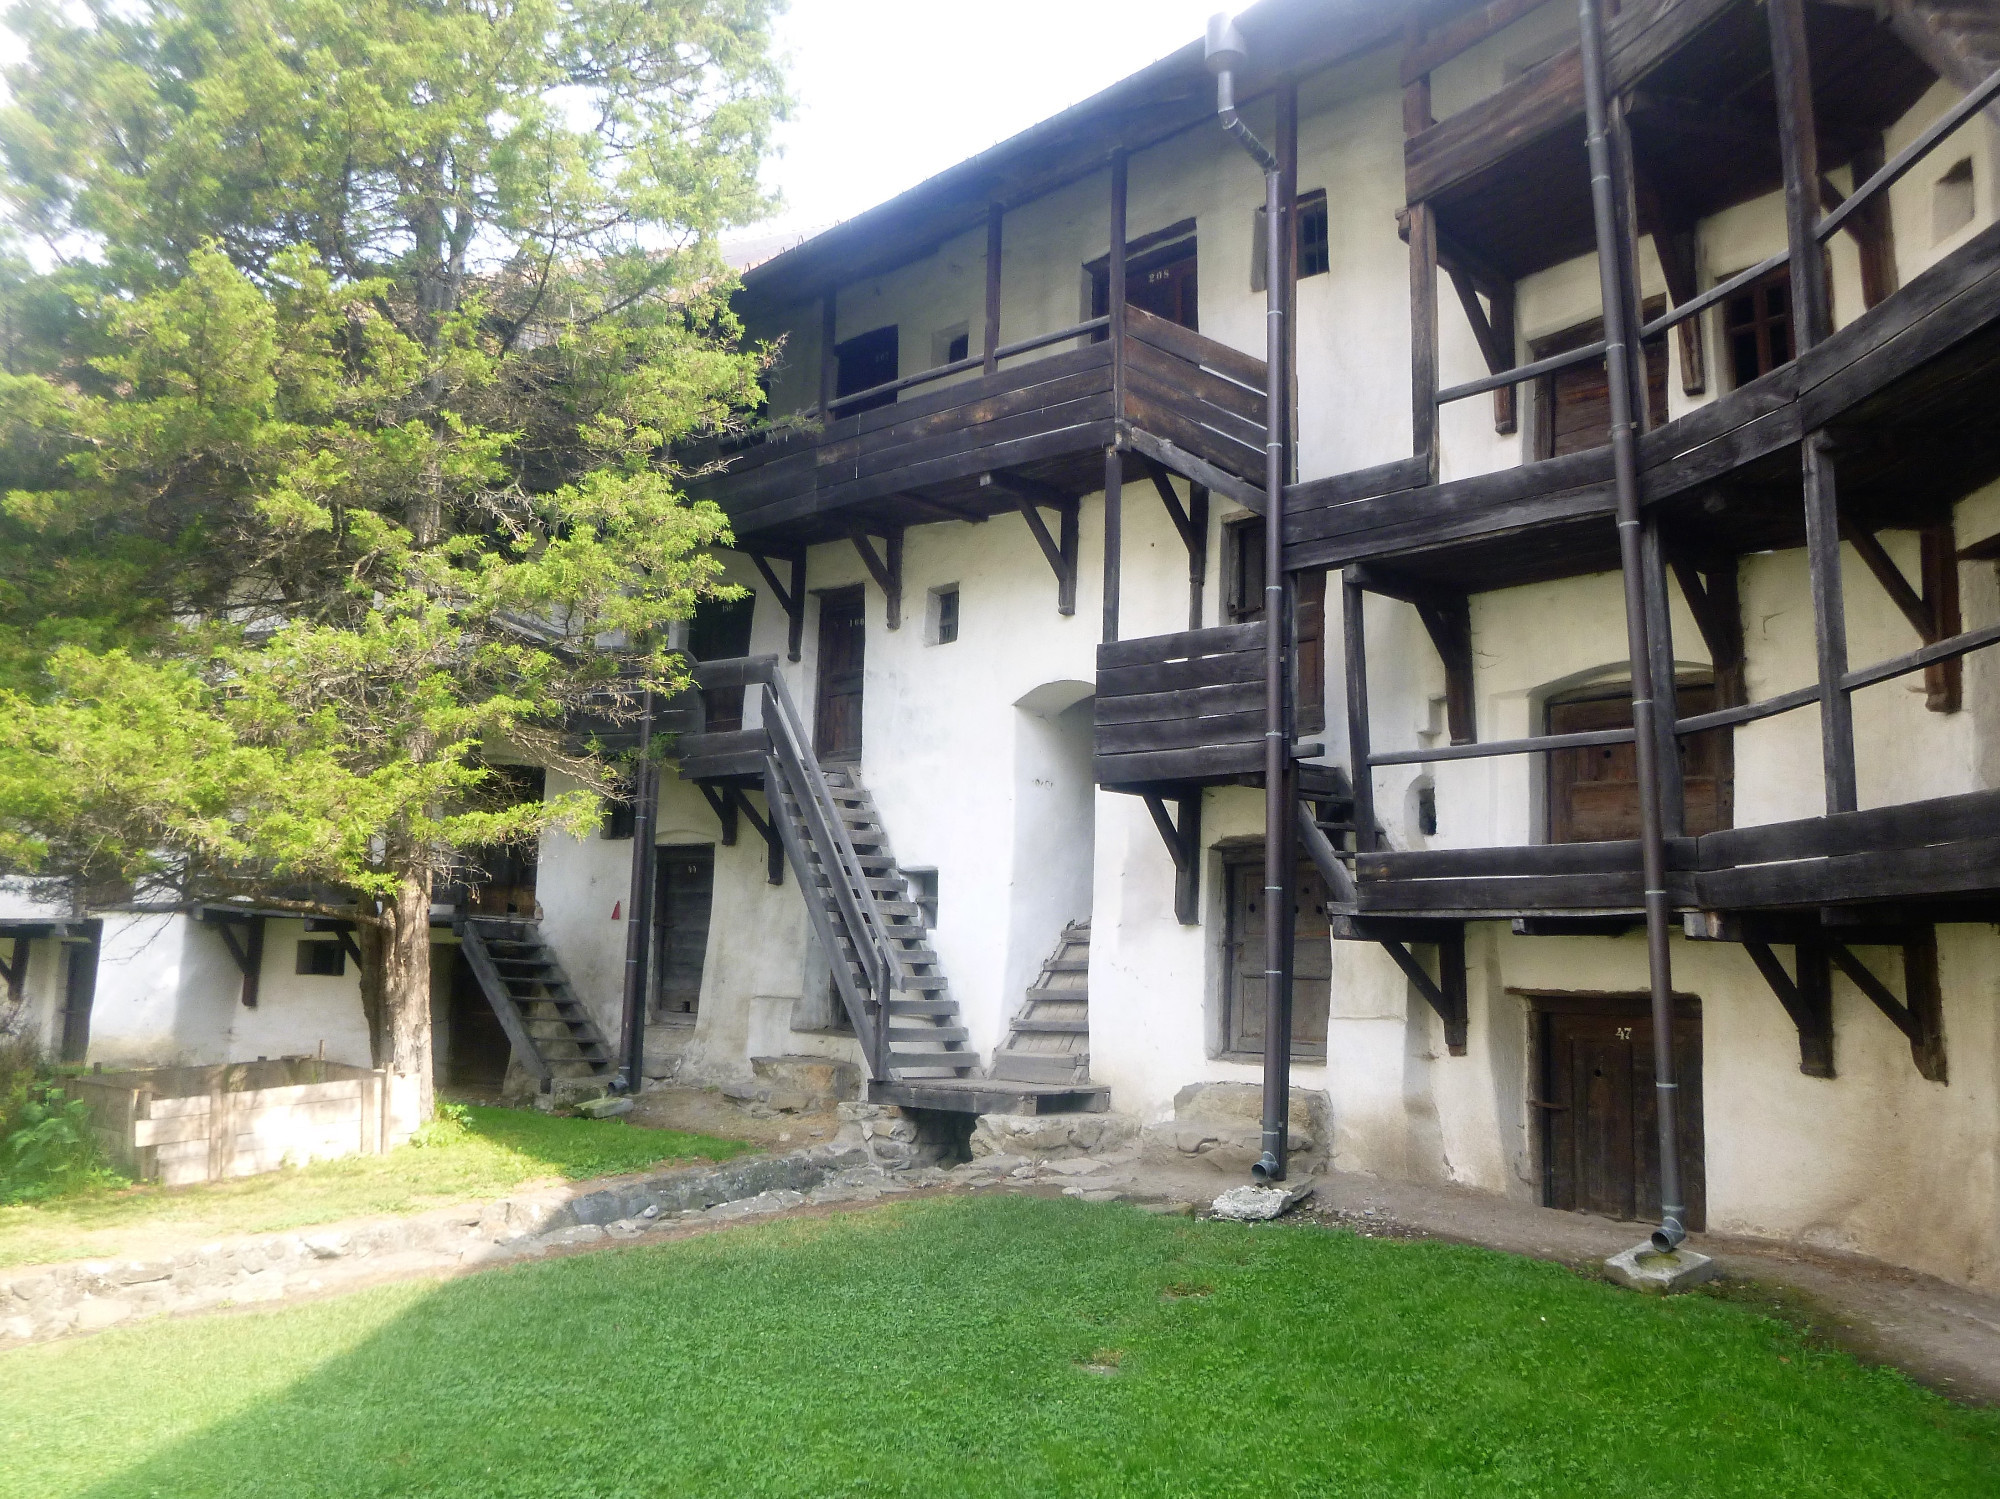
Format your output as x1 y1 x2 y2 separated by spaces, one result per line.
1286 216 2000 594
688 307 1267 550
1093 623 1268 792
1350 788 2000 922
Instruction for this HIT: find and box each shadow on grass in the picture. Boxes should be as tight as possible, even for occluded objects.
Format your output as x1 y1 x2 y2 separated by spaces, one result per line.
6 1195 1999 1499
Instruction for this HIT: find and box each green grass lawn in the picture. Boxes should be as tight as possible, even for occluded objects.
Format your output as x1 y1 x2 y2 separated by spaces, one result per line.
3 1195 1995 1498
0 1105 751 1271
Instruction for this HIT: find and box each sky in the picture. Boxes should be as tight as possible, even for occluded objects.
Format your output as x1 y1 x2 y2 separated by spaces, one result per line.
755 0 1231 241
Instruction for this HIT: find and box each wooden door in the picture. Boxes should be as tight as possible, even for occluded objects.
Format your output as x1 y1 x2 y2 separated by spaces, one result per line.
1222 854 1331 1059
1093 238 1199 330
834 326 898 415
1546 683 1731 842
1537 995 1705 1228
652 845 715 1023
689 594 757 732
445 949 513 1087
1223 517 1325 733
465 766 545 916
813 587 866 761
1533 309 1669 459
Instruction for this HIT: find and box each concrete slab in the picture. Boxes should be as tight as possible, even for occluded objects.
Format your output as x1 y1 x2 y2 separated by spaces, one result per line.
1604 1243 1720 1294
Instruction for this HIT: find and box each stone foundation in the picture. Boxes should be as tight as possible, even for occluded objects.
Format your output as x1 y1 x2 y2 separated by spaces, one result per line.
1140 1082 1333 1175
719 1055 864 1116
970 1112 1139 1161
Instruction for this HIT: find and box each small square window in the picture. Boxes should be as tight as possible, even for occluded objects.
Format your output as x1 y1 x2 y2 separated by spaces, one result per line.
1297 191 1330 279
933 323 971 369
927 585 960 645
906 868 940 929
296 940 346 977
947 331 969 363
600 777 636 840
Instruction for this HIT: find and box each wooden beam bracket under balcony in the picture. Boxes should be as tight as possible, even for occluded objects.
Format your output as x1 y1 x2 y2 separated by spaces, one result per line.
1377 928 1468 1056
847 527 903 630
981 471 1078 615
745 549 806 662
1142 791 1202 926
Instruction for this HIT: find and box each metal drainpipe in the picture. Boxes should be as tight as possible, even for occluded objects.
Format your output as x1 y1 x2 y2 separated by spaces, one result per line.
1579 0 1687 1251
1206 16 1294 1184
615 686 656 1094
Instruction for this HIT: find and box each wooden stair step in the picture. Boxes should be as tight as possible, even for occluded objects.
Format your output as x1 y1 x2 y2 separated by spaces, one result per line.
1042 958 1089 973
888 1026 969 1044
888 999 957 1017
991 1052 1089 1084
1011 1017 1089 1035
896 975 950 991
1025 983 1088 1002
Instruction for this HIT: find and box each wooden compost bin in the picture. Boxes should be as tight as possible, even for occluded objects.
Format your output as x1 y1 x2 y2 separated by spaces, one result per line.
69 1059 389 1186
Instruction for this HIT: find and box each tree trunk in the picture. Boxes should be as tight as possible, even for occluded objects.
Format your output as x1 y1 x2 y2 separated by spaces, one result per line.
382 869 435 1123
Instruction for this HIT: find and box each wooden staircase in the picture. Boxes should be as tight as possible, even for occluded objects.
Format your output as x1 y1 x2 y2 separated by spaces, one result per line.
990 923 1093 1086
771 764 982 1082
457 919 617 1088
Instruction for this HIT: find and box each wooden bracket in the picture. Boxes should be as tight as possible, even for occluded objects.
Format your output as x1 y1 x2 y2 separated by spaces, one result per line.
1828 929 1947 1083
0 936 23 1007
731 789 786 886
1744 939 1835 1077
1840 518 1960 711
306 917 366 972
848 528 903 630
696 783 739 846
1669 553 1746 706
1379 929 1467 1055
210 915 265 1009
1412 596 1475 744
1142 791 1202 926
1145 461 1210 631
1444 265 1517 435
747 550 807 662
982 472 1078 615
1818 147 1899 308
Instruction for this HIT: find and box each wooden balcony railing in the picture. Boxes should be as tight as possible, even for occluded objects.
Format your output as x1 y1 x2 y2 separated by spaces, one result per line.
1093 622 1267 790
687 307 1267 544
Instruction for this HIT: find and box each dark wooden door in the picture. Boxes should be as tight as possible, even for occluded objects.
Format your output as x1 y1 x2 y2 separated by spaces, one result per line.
652 845 715 1022
1533 310 1669 458
834 325 898 415
689 594 757 732
1093 238 1199 330
1547 683 1731 842
446 949 513 1087
1223 517 1325 733
814 587 865 761
1223 855 1331 1059
465 766 545 916
1538 995 1705 1229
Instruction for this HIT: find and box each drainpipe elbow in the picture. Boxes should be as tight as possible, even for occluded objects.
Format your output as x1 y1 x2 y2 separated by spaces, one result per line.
1650 1213 1688 1254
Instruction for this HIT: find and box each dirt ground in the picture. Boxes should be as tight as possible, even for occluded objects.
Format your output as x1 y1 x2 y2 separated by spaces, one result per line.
625 1085 841 1149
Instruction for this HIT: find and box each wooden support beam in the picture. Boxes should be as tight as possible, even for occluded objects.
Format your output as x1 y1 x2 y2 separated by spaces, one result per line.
1188 484 1209 631
1379 931 1467 1055
1670 554 1746 707
848 528 903 631
1803 436 1858 813
1105 149 1129 647
1768 0 1833 348
747 550 806 663
731 789 786 886
0 936 22 1008
1631 151 1707 394
1923 524 1963 713
1408 201 1440 480
696 782 739 846
983 471 1078 616
1401 0 1548 84
331 926 365 971
1745 939 1835 1077
1887 0 2000 130
1413 596 1475 745
1342 570 1376 853
1143 791 1202 926
1844 522 1936 642
1641 519 1685 837
983 203 1004 376
819 289 837 416
1828 932 1947 1082
212 916 265 1009
1444 266 1517 436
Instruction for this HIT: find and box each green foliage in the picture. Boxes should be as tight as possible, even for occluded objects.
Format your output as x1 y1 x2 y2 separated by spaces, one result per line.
0 0 787 942
3 1197 1998 1497
0 1103 749 1268
0 1042 121 1205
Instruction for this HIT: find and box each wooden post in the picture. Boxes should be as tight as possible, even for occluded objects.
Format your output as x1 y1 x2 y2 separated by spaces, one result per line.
206 1072 228 1183
131 1084 156 1182
1103 151 1128 645
819 289 838 416
1608 98 1652 430
1489 282 1518 434
1903 925 1948 1084
1850 137 1899 311
1641 520 1685 836
1408 202 1439 479
1342 570 1375 852
1803 434 1858 812
1768 0 1832 348
1922 524 1962 712
1188 483 1209 631
983 203 1003 376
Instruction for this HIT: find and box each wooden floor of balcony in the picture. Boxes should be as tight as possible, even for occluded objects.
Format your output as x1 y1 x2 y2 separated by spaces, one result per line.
1350 786 2000 922
1286 217 2000 592
688 308 1268 549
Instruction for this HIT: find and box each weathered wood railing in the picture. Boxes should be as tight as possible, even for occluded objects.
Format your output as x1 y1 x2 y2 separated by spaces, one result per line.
1093 622 1267 790
687 311 1267 538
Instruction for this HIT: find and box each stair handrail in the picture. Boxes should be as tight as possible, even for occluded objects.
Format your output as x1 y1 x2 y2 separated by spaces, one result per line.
694 656 898 1071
